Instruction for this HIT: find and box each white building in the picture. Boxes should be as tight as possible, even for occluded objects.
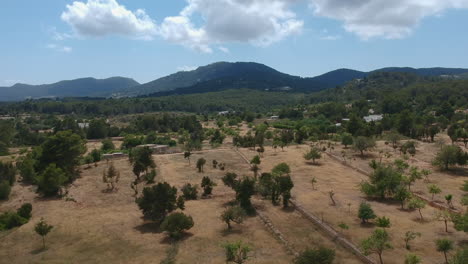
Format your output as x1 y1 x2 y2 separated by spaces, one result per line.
363 115 383 123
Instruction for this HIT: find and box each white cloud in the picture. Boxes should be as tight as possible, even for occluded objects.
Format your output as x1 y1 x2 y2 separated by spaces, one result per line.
47 44 73 53
309 0 468 40
320 35 341 40
3 80 23 86
218 46 230 53
61 0 157 40
177 65 198 72
59 0 302 52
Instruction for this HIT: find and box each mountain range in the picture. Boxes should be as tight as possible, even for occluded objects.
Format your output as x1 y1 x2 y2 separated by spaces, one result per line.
1 62 467 101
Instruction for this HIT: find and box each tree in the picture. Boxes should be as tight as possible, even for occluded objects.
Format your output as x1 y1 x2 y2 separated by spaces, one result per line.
34 218 53 249
358 202 376 224
328 190 336 206
201 176 216 197
361 229 392 264
36 164 67 196
278 175 294 207
223 173 238 189
196 158 206 173
433 145 467 170
236 177 256 212
223 241 252 264
17 203 32 220
250 155 261 166
101 138 115 152
160 212 194 239
129 147 155 182
353 136 376 156
386 131 401 149
136 182 185 224
395 186 411 209
102 163 120 192
360 163 402 199
404 253 421 264
404 231 421 250
435 239 453 264
435 210 453 233
221 206 246 230
0 161 16 186
250 164 260 179
450 248 468 264
0 180 11 200
37 131 86 180
341 133 353 148
445 194 453 208
181 183 198 200
408 198 426 221
184 151 191 165
451 211 468 232
86 119 109 139
376 216 391 228
428 184 442 200
304 148 322 164
17 155 36 184
294 247 335 264
212 160 218 168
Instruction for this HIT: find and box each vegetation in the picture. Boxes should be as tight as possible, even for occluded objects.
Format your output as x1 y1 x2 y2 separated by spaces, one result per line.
34 218 53 249
294 247 335 264
361 229 392 264
435 239 454 264
221 206 247 230
223 241 252 264
358 202 376 224
160 212 194 239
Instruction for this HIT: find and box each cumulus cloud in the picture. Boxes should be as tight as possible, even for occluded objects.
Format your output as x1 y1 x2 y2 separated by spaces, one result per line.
177 65 198 72
47 44 73 53
309 0 468 40
61 0 157 39
218 46 230 53
59 0 302 52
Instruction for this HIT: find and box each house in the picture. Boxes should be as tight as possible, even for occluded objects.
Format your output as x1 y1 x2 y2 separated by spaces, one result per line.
363 115 383 123
136 144 170 154
218 111 230 116
103 152 127 159
269 116 279 120
78 122 89 129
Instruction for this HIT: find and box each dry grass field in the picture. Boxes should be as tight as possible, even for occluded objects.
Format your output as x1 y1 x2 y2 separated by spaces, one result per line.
238 142 467 264
1 131 466 264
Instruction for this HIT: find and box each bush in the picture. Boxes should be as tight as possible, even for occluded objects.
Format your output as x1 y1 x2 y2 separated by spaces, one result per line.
101 138 115 152
358 202 376 224
294 247 335 264
0 180 11 200
181 183 198 200
17 203 32 219
0 211 28 230
36 164 67 196
160 212 194 239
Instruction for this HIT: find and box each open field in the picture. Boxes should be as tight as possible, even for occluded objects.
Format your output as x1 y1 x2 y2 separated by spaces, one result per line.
238 143 467 264
1 132 466 264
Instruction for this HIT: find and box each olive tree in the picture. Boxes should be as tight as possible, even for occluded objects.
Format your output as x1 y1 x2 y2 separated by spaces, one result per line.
361 229 392 264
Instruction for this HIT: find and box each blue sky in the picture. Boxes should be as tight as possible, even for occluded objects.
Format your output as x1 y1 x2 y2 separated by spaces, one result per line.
1 0 468 86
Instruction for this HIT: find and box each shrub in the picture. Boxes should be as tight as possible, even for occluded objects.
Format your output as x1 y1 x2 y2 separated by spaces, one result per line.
17 203 32 219
0 180 11 200
221 206 246 229
358 202 376 224
294 247 335 264
160 212 194 239
181 183 198 200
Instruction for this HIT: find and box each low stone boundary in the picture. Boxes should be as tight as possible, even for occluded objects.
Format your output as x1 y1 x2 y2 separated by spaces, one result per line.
324 152 460 214
290 200 376 264
256 210 299 257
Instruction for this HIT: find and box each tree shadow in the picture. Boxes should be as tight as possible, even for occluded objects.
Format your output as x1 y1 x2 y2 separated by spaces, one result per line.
221 228 243 237
30 247 47 255
359 222 375 229
305 161 323 166
160 233 193 244
281 206 295 213
439 167 468 176
134 222 163 234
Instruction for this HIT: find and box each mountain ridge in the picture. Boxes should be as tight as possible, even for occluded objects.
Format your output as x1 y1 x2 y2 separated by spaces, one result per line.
1 62 468 101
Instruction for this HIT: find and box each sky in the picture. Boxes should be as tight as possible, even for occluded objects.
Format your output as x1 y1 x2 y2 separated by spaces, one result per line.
1 0 468 86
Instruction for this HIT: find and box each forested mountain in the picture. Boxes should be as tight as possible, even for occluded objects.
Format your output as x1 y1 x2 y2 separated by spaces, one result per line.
0 77 139 101
119 62 329 97
125 63 468 97
1 62 467 101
